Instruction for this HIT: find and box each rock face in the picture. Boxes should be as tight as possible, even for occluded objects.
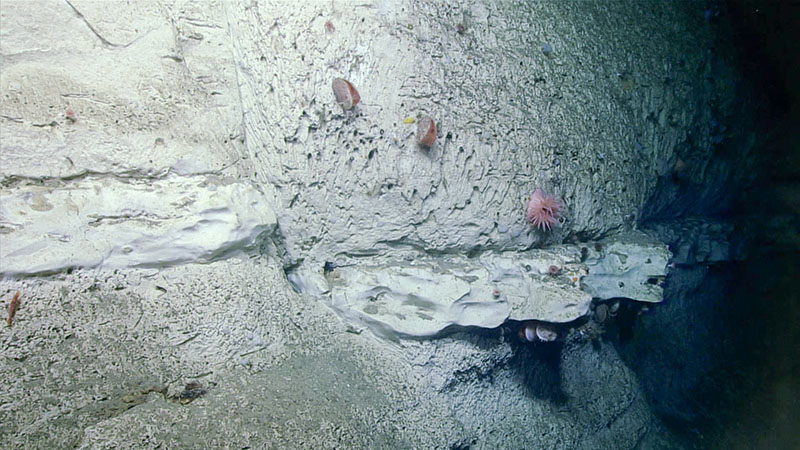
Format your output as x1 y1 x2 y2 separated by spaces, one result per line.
559 334 678 450
0 0 261 276
226 0 719 264
0 0 749 448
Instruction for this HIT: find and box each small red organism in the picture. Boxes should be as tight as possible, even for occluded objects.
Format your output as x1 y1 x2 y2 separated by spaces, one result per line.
416 116 436 147
492 288 501 298
66 110 77 123
325 20 335 33
7 291 20 327
332 78 360 110
548 265 561 275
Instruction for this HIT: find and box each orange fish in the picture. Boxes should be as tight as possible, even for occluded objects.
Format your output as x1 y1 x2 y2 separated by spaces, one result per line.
7 291 20 327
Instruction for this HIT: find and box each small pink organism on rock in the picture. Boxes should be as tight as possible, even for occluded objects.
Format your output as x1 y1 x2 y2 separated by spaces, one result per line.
332 78 360 110
548 265 561 275
416 116 437 147
526 189 563 231
325 20 335 33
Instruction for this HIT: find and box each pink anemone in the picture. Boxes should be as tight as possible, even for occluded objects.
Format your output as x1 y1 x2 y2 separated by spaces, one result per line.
526 189 563 231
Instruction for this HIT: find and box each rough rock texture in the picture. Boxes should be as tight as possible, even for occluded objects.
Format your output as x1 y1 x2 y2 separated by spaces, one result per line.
0 0 750 448
620 263 732 427
226 0 719 261
645 219 742 266
582 231 672 303
0 0 244 179
0 0 264 276
0 261 464 449
560 333 680 450
290 238 668 340
0 175 276 275
620 220 748 434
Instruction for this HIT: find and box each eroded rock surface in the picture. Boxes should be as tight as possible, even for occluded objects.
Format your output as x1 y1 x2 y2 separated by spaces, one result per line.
0 0 742 448
289 237 669 340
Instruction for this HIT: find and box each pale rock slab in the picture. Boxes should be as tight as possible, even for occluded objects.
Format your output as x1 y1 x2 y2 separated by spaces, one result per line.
290 246 591 339
0 175 276 275
290 233 670 340
582 231 672 303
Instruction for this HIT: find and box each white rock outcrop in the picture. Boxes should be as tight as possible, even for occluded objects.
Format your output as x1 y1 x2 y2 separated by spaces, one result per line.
582 232 672 303
0 175 275 275
0 0 730 447
317 251 588 339
289 238 669 340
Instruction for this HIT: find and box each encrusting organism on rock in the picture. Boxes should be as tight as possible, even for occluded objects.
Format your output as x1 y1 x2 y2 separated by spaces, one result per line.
416 116 436 147
332 78 360 110
7 290 20 327
518 321 558 343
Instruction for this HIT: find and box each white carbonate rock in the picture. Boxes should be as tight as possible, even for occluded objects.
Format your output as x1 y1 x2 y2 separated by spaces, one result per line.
224 0 723 266
483 253 590 322
581 232 672 303
329 262 495 339
291 247 591 339
289 233 670 340
0 175 276 275
0 0 741 447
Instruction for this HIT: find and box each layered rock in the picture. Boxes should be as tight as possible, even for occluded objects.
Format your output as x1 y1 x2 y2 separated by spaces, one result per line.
289 233 670 340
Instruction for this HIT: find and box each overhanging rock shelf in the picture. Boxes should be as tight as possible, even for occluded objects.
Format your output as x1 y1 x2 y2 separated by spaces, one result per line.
289 231 671 340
